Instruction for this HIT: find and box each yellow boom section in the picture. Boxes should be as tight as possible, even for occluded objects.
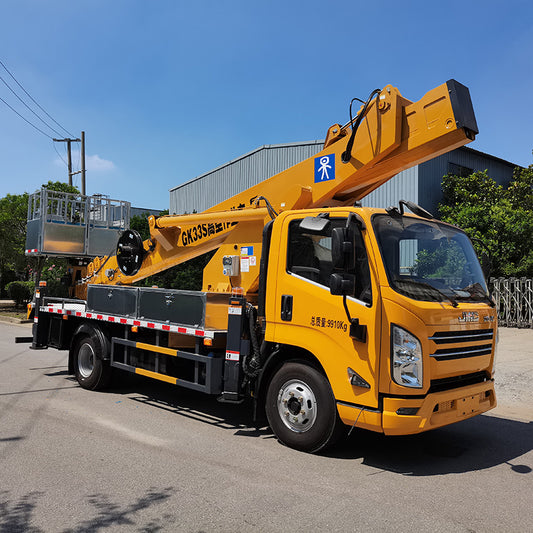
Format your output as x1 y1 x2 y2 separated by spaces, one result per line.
82 80 477 296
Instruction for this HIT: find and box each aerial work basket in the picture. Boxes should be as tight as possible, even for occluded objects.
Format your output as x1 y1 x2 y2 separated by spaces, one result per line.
25 188 130 258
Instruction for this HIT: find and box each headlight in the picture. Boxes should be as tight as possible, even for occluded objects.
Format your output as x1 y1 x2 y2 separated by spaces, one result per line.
391 325 423 388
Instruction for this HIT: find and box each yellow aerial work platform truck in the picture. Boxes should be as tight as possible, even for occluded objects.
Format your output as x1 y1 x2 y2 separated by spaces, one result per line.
20 80 497 453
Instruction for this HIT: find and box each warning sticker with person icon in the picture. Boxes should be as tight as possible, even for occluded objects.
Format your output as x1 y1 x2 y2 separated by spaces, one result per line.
314 154 335 183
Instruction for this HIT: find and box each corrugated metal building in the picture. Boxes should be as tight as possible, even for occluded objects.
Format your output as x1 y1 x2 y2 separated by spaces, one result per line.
170 141 324 214
169 142 516 215
131 206 163 218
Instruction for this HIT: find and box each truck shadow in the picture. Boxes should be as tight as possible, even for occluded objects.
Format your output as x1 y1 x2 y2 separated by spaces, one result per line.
109 373 532 475
109 373 271 439
330 414 533 476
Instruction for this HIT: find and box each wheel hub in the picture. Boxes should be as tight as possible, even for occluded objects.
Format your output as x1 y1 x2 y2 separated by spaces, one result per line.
287 397 301 415
78 343 95 378
277 379 317 433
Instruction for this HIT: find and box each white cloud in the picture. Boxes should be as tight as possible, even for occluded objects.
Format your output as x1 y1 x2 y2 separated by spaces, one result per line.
54 151 116 172
86 154 115 172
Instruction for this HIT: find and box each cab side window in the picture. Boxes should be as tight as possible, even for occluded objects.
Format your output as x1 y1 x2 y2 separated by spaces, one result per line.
287 218 372 304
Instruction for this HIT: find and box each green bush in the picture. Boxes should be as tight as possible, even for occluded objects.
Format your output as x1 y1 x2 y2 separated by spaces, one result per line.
44 278 70 298
6 281 34 307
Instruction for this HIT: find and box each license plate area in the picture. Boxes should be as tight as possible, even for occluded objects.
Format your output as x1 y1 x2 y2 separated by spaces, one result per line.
457 393 481 417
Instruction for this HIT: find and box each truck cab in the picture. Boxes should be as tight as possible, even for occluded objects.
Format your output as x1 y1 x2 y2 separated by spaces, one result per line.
260 207 496 449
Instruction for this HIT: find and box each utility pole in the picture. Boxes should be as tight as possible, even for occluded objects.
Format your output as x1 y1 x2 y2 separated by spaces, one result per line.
53 136 81 187
81 131 86 196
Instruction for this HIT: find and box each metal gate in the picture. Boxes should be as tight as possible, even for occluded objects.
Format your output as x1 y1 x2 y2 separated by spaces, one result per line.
490 277 533 328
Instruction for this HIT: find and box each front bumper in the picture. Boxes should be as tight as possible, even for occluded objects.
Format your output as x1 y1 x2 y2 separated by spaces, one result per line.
382 380 496 435
336 380 496 435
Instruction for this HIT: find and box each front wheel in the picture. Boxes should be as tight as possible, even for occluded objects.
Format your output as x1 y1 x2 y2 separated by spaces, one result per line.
73 334 111 390
265 362 345 453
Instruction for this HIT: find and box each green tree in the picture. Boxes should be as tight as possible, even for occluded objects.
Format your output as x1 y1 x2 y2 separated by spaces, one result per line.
507 164 533 211
0 181 81 296
44 180 79 194
144 252 215 291
438 164 533 278
0 192 29 296
30 181 81 290
129 210 168 241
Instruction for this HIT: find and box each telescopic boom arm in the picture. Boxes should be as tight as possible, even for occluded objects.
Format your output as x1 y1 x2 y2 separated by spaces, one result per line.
83 79 477 296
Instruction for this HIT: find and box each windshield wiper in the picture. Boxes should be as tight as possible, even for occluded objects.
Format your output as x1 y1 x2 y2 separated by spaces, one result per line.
395 279 459 307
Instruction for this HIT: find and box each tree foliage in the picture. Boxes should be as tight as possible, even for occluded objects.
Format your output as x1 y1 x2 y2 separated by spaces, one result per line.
415 242 467 282
0 193 29 275
0 192 30 296
6 280 34 307
0 181 80 296
439 164 533 277
41 180 80 195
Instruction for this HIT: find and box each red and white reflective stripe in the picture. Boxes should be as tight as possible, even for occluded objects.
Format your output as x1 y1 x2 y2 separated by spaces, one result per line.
225 350 240 361
26 249 38 254
40 304 217 339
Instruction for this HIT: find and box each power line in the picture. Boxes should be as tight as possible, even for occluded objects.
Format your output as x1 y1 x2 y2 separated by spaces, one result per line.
0 73 65 138
53 140 69 167
0 59 75 138
0 93 53 139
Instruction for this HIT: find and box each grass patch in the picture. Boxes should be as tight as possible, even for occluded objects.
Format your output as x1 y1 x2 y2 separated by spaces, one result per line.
0 304 29 320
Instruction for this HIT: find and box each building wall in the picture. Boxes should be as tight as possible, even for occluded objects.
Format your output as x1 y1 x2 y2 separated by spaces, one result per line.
361 166 419 209
418 147 516 214
170 141 323 214
169 143 517 216
131 207 163 218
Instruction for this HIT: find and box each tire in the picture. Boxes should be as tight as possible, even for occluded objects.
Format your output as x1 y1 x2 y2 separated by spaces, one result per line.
265 361 345 453
73 334 111 391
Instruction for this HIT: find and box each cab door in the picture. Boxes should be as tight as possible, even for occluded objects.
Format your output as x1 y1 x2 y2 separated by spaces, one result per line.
266 211 382 411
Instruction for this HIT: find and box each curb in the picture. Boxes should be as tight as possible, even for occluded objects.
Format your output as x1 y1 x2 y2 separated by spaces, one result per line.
0 315 32 325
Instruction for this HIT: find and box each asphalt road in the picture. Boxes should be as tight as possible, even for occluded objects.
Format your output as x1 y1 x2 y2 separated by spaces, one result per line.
1 321 532 532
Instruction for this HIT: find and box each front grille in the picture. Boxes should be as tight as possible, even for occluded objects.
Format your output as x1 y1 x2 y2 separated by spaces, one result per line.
429 371 488 394
431 344 493 361
429 329 494 344
429 328 494 361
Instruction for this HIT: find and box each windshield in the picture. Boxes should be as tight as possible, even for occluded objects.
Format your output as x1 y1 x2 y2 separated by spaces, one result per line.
372 214 489 304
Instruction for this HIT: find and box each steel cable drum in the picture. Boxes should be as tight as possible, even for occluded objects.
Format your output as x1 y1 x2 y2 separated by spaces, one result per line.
116 229 145 276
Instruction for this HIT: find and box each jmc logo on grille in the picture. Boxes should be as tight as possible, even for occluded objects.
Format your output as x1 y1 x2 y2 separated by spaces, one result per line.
458 311 479 323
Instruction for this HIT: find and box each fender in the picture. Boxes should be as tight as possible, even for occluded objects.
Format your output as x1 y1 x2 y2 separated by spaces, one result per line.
68 322 111 374
253 342 324 423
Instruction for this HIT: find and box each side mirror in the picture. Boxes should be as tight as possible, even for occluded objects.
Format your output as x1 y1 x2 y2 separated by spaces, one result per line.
331 227 355 270
329 273 355 296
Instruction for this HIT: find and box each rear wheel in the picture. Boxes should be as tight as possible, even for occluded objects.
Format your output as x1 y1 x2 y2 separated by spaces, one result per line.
265 361 345 453
74 334 111 390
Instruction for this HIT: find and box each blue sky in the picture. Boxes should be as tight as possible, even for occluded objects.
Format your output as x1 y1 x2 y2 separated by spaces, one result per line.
0 0 531 210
